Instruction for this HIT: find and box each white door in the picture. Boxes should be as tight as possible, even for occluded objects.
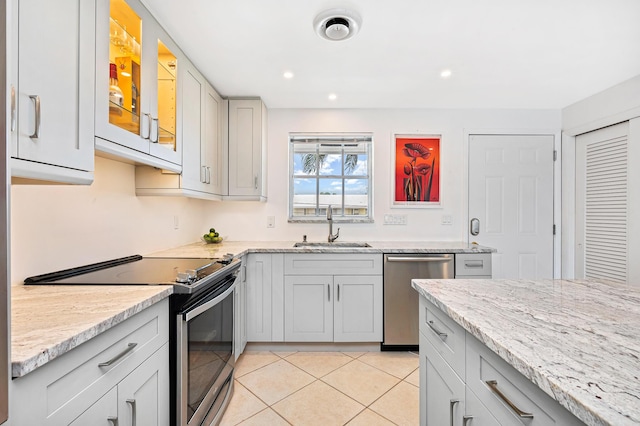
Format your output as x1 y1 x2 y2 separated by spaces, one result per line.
468 134 554 279
575 122 629 283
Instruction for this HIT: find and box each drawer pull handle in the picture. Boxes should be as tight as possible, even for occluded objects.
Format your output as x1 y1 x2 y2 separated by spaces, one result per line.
108 417 118 426
486 380 534 418
464 260 483 268
127 399 137 426
463 415 473 425
449 399 459 426
427 320 448 339
98 343 137 367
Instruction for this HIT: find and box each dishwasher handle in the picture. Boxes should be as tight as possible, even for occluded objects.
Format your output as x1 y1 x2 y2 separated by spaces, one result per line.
386 256 453 262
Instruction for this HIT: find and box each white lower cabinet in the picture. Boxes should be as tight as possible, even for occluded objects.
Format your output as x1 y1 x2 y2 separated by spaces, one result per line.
418 296 584 426
284 275 334 342
245 253 284 342
11 299 169 425
419 332 465 426
454 253 492 279
464 388 501 426
70 344 169 426
234 259 247 360
283 254 383 343
465 335 584 426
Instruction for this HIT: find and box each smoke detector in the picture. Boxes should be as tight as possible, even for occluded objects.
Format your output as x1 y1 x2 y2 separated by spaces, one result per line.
313 9 362 41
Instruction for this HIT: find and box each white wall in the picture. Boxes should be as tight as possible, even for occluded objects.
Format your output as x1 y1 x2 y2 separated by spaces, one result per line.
10 156 208 284
205 108 561 243
9 108 562 284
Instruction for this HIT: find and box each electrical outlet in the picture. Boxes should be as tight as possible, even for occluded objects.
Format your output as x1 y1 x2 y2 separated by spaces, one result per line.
267 216 275 228
384 214 408 225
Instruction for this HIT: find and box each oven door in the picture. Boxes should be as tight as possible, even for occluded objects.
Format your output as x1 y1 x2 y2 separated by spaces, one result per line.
176 275 235 426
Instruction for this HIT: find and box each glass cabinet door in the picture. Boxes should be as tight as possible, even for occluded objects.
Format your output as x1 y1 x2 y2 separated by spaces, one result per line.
108 0 142 137
155 40 177 155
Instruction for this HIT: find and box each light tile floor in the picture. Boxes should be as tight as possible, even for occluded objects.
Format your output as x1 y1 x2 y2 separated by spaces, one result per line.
220 351 419 426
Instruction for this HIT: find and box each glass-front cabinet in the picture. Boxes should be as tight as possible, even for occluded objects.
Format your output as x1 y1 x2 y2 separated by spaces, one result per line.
95 0 181 170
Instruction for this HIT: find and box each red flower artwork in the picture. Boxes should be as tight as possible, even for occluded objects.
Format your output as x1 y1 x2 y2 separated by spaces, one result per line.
394 137 440 203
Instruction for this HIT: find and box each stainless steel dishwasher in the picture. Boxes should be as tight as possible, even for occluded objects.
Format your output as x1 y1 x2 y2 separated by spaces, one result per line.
383 253 454 350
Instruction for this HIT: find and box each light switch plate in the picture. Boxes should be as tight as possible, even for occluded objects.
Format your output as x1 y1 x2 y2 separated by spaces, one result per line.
441 215 453 225
267 216 275 228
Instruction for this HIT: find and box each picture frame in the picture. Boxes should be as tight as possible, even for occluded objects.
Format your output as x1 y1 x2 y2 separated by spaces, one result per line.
392 134 441 207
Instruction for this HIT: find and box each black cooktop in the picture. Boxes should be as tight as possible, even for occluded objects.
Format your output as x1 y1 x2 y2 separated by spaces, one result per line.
24 255 239 293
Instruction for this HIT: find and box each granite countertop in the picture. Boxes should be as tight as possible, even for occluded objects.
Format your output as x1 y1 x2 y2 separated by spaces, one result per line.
10 240 492 379
411 278 640 426
11 285 172 378
147 240 495 258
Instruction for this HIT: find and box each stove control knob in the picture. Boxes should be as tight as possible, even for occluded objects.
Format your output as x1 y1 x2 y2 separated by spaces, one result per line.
185 269 197 281
176 272 190 284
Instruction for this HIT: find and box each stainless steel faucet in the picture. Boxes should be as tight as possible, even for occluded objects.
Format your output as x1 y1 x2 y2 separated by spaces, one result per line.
327 205 340 242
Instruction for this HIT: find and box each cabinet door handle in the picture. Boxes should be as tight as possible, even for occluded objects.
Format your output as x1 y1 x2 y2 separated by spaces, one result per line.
141 113 151 140
463 415 473 425
28 95 41 139
337 284 340 301
10 85 16 132
206 166 211 184
108 417 118 426
127 399 137 426
327 284 330 301
427 320 448 339
254 175 258 189
486 380 534 418
150 117 159 143
201 166 207 183
98 343 137 367
449 399 459 426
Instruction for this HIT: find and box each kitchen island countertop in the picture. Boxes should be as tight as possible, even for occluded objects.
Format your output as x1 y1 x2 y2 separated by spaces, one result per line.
411 278 640 426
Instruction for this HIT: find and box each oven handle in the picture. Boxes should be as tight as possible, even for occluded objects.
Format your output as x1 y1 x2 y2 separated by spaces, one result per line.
183 280 236 321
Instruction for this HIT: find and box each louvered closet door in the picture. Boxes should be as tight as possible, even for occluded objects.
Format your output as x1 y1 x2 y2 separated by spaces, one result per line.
575 122 629 283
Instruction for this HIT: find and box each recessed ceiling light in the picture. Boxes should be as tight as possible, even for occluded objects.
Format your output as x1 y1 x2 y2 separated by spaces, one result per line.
314 9 362 42
440 69 452 79
283 71 294 79
328 93 337 101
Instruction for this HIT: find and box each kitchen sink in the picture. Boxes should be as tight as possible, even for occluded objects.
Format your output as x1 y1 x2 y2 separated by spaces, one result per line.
293 242 371 248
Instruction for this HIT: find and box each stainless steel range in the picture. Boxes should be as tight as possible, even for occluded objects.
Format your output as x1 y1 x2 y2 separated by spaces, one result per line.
25 254 241 426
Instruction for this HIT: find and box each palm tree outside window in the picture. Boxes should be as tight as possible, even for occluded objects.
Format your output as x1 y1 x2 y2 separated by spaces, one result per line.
289 134 373 222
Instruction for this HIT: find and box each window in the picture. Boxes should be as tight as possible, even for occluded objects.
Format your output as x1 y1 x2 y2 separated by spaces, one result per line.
289 133 373 222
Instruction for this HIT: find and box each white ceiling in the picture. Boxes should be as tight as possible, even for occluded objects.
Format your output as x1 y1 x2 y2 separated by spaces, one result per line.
143 0 640 109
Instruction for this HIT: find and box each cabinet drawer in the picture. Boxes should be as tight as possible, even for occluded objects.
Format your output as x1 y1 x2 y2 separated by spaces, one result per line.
455 253 492 277
419 297 465 378
466 334 584 426
284 253 382 275
12 299 169 425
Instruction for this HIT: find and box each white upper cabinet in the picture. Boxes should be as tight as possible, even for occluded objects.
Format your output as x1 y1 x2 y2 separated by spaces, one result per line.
10 0 95 184
135 59 225 200
227 98 267 201
95 0 181 172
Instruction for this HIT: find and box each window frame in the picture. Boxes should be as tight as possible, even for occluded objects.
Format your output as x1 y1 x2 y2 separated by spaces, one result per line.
288 133 374 223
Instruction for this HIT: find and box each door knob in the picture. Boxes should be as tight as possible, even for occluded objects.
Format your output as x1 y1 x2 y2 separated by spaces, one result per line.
470 218 480 236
